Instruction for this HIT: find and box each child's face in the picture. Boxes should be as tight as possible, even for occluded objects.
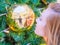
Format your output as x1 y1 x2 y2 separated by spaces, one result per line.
35 14 47 36
35 8 53 36
35 8 54 41
35 9 48 41
35 12 48 42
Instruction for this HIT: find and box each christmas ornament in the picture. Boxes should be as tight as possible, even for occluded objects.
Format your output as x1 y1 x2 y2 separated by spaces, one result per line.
6 4 35 32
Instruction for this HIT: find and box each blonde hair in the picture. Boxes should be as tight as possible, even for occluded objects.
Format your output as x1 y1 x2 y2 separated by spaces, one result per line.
44 3 60 45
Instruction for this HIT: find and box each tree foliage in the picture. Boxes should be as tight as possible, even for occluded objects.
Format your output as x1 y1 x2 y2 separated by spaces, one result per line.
0 0 56 45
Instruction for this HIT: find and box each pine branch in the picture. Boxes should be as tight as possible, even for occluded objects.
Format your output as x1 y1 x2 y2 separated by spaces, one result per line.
0 13 7 17
0 28 9 33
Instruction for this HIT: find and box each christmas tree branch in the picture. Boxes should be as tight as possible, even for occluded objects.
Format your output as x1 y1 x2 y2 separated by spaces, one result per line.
0 28 9 33
0 13 7 17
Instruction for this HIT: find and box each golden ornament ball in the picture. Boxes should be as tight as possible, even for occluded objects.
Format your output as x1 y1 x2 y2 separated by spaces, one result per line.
6 4 35 32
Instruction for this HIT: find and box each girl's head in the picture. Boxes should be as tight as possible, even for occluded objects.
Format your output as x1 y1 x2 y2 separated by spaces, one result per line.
35 3 60 45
